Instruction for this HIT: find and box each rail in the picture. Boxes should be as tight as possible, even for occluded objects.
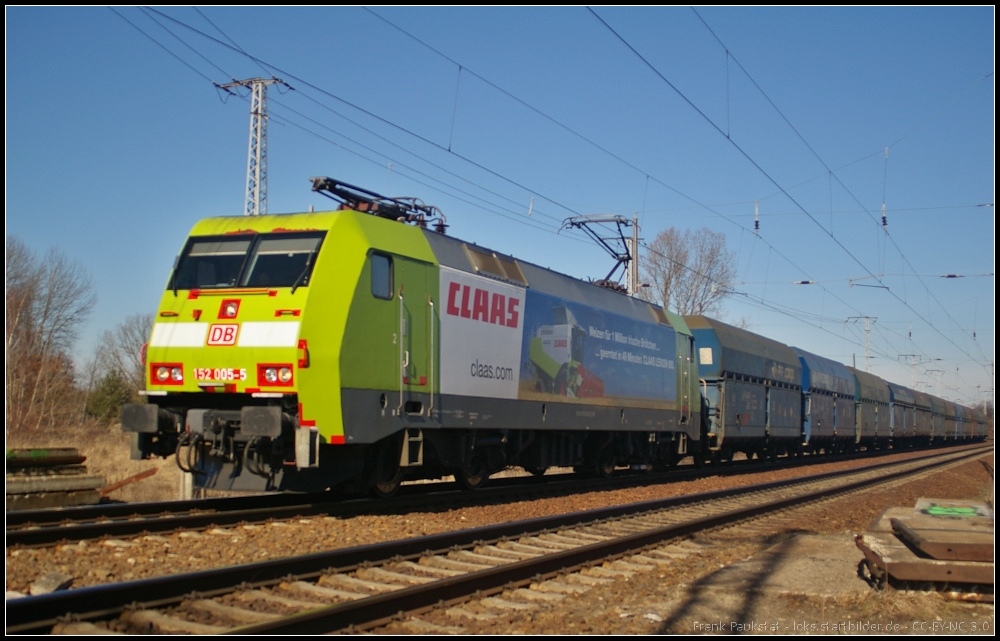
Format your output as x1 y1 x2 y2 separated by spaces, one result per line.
6 444 989 634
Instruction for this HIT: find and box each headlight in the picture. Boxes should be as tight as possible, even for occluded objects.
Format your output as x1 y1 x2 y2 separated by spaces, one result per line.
257 363 293 387
224 302 238 317
152 362 183 385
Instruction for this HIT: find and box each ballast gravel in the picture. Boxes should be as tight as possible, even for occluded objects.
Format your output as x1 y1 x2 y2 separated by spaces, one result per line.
4 446 991 604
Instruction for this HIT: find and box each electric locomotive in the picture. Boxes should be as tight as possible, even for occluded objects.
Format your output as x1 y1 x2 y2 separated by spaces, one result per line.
122 178 701 495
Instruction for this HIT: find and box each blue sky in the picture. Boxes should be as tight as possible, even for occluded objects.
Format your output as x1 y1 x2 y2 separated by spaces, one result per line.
7 7 994 405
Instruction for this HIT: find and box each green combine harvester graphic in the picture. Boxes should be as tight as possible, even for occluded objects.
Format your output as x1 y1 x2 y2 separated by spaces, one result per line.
530 306 604 398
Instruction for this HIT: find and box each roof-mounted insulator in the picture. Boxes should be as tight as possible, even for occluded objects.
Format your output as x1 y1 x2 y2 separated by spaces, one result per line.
593 279 628 294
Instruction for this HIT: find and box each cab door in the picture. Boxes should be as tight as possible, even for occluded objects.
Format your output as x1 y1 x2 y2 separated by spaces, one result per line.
394 256 435 422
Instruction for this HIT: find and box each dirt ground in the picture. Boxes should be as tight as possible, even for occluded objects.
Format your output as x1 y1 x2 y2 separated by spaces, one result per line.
405 454 994 635
6 422 181 504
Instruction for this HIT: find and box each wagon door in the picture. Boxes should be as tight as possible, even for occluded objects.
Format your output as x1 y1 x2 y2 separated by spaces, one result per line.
767 385 802 440
679 334 694 426
725 379 766 440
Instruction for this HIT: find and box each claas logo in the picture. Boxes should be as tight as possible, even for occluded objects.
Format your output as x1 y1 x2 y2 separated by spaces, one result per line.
446 282 520 328
207 324 239 346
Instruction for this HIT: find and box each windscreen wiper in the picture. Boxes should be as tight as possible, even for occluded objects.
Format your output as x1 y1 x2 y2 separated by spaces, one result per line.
290 254 314 294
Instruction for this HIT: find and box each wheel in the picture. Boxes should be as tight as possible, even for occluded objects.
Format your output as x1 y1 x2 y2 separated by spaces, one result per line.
590 444 615 479
456 456 490 490
368 437 403 498
524 465 548 477
369 468 402 499
655 451 679 471
597 459 615 479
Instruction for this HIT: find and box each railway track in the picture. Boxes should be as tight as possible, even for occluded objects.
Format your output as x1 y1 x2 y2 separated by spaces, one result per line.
6 443 969 548
7 444 989 635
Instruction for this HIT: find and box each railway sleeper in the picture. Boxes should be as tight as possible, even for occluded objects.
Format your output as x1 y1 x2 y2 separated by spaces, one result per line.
281 580 366 601
445 606 499 621
232 589 321 610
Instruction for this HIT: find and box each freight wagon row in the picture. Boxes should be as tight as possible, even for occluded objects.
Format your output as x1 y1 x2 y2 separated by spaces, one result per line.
687 315 987 466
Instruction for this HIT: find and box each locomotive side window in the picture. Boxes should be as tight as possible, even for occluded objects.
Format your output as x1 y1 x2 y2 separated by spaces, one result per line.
242 232 325 288
171 238 253 290
371 254 393 299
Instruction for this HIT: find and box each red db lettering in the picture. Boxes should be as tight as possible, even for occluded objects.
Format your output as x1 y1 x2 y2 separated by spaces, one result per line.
207 324 238 346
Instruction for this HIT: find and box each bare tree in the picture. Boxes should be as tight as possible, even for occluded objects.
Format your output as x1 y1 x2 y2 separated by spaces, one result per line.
95 313 154 394
83 313 153 425
5 237 96 434
639 227 736 316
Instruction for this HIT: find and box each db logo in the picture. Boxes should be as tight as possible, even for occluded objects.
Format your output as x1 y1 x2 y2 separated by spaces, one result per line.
207 324 239 346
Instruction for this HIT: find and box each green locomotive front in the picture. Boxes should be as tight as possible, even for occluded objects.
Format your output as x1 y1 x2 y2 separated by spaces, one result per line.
123 179 701 495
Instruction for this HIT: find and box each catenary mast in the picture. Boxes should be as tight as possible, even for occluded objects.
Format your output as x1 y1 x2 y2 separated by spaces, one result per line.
219 78 285 216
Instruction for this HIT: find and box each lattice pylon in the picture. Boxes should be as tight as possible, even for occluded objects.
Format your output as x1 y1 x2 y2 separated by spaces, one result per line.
219 77 284 216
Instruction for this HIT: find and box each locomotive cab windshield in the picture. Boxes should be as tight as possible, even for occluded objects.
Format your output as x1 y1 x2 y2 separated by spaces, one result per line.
170 231 325 290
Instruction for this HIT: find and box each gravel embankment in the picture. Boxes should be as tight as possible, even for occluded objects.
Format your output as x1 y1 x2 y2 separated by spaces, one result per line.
404 453 995 635
5 446 990 597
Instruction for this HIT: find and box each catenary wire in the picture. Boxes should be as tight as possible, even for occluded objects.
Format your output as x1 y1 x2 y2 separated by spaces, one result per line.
590 7 989 370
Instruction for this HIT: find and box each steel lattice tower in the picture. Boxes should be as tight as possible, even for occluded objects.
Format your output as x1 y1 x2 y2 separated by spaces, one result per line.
219 77 284 216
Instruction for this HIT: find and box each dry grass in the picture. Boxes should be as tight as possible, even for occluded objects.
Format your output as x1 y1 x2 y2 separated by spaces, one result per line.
823 587 993 622
830 589 950 619
6 421 181 503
